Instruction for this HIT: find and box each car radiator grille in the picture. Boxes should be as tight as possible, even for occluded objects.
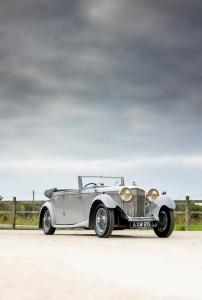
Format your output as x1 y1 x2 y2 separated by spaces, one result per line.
122 189 145 217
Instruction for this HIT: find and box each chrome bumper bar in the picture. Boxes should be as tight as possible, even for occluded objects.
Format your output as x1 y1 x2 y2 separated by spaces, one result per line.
127 216 159 222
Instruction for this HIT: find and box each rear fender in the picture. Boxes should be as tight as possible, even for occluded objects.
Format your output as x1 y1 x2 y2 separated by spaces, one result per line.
39 201 56 228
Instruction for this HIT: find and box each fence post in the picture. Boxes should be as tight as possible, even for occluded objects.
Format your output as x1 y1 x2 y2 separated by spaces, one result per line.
185 196 190 231
12 197 17 229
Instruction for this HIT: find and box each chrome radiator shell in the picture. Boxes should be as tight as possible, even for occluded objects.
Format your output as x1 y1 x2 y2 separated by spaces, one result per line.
121 188 145 217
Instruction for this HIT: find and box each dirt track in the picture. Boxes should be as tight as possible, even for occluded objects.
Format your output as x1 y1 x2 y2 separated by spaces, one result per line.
0 230 201 300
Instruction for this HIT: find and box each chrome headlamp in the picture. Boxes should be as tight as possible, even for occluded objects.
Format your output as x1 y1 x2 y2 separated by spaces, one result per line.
146 188 160 201
119 187 133 202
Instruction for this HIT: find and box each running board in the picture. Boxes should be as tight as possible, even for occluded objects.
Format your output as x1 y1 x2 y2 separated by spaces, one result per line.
54 220 88 228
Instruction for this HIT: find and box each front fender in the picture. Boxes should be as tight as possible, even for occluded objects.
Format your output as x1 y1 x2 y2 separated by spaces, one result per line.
88 194 116 229
92 194 117 209
39 201 56 228
150 195 176 217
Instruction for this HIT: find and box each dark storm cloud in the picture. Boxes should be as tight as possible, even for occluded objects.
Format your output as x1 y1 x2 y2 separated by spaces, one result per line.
0 0 202 198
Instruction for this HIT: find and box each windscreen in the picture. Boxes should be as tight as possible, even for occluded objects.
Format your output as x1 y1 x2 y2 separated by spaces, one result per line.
82 176 124 188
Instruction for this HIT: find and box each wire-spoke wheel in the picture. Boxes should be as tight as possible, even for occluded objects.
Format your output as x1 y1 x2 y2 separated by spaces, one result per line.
94 204 114 238
42 209 56 235
154 207 174 238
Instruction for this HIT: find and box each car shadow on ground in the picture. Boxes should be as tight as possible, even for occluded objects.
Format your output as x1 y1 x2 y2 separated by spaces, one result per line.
111 234 156 239
54 232 156 239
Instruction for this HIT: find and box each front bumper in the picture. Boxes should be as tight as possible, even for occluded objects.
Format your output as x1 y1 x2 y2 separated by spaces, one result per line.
127 216 159 222
127 216 159 229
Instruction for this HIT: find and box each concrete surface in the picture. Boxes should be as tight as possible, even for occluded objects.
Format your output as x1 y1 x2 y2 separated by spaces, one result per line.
0 230 201 300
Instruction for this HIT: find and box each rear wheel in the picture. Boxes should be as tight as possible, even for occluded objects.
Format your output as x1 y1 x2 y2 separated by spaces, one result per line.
154 207 174 238
94 204 114 238
42 209 56 235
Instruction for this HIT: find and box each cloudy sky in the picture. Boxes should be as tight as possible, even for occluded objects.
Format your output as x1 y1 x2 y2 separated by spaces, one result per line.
0 0 202 199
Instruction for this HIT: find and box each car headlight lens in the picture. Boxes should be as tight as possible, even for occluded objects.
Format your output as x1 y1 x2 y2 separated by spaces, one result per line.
146 188 160 201
119 187 133 202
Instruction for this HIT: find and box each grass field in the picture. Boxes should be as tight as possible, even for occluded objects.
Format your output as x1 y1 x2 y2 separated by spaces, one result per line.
0 201 202 230
175 224 202 231
0 215 202 230
0 213 39 226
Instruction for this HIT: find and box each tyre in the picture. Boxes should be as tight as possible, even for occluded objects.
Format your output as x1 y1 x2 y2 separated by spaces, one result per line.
154 207 174 238
42 209 56 235
94 204 114 238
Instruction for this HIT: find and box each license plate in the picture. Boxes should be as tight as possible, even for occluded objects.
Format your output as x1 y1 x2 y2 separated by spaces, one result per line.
133 221 151 228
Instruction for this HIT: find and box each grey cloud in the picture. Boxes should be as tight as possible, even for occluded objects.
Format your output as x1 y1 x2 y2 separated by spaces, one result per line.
0 0 202 197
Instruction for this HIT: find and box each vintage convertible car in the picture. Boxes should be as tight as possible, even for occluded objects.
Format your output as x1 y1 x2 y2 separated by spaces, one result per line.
39 176 175 238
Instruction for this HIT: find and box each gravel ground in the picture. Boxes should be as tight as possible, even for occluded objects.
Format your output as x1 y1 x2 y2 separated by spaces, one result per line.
0 230 202 300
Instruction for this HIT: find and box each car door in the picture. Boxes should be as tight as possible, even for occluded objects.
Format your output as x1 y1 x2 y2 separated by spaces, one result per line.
53 190 96 225
63 188 99 225
62 191 85 224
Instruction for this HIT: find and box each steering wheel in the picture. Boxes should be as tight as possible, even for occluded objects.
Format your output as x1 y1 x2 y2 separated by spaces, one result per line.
84 182 96 188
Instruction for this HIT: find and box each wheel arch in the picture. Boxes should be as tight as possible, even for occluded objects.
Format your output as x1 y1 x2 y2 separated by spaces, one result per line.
89 194 116 229
155 195 176 210
89 200 102 229
150 195 176 218
39 201 55 228
154 204 175 238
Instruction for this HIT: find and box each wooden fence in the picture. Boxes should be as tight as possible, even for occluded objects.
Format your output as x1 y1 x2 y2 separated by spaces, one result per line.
0 196 201 230
175 196 202 230
0 198 44 229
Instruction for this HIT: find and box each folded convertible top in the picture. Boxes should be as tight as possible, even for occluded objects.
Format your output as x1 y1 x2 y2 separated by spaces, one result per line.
44 188 58 199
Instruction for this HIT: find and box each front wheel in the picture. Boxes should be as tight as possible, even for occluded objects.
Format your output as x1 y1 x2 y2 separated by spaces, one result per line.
154 207 174 238
42 209 56 235
94 204 114 238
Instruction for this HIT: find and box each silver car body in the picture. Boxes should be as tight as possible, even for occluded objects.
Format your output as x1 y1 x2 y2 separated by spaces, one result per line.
39 176 175 229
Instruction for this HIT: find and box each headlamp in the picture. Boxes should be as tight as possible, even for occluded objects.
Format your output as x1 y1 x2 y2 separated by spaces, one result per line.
119 187 133 202
146 188 160 201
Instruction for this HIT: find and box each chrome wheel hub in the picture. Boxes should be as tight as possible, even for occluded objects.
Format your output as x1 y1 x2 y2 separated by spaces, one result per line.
96 208 107 233
158 211 168 232
43 210 51 232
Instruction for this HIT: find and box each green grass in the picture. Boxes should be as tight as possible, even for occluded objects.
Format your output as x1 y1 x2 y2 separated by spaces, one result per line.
15 214 39 226
174 224 202 231
0 213 39 227
188 224 202 231
1 218 202 230
0 203 202 231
